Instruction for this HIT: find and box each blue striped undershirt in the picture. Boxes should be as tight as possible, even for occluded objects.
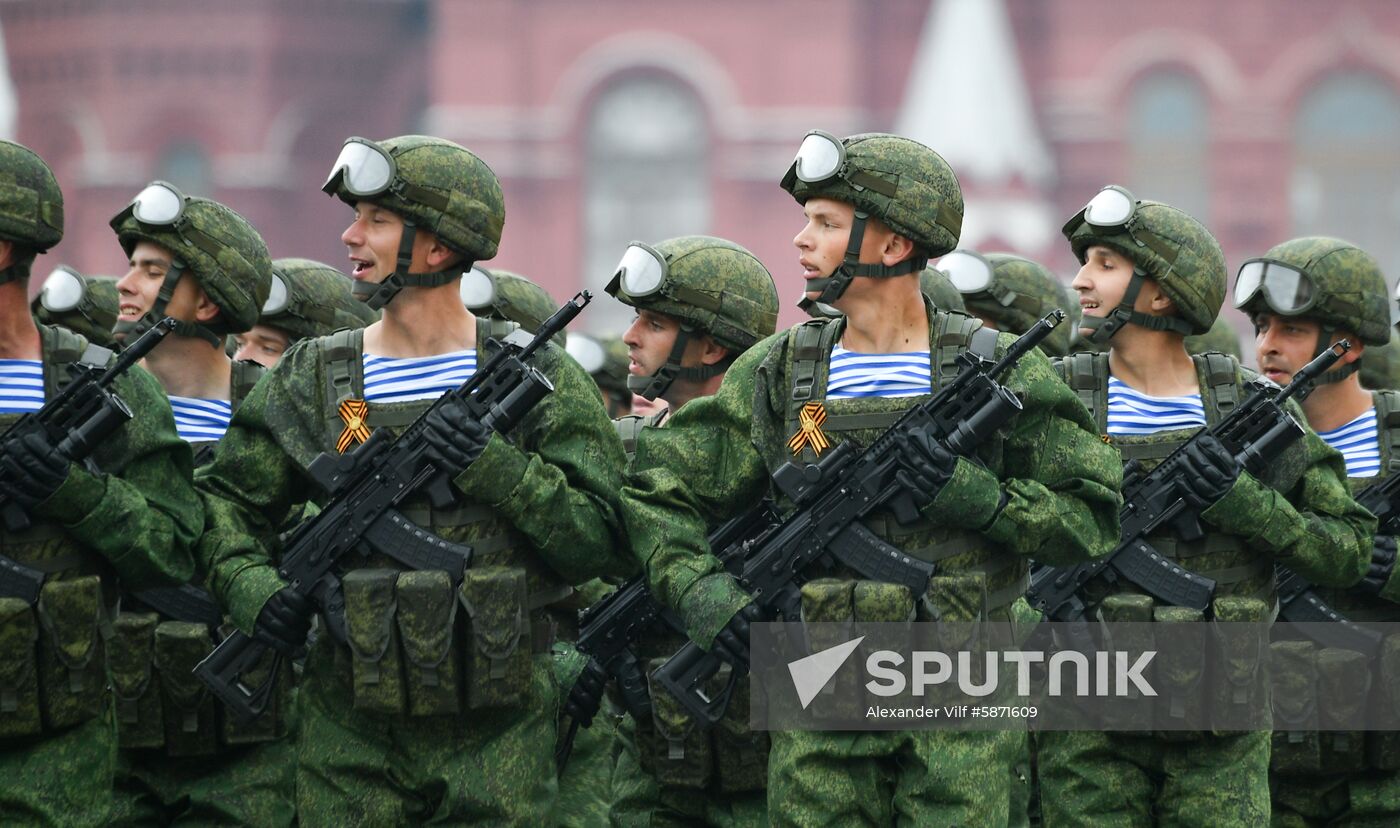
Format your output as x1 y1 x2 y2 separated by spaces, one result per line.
363 349 477 403
0 359 44 414
1106 376 1206 436
169 396 233 443
826 346 932 399
1315 408 1381 479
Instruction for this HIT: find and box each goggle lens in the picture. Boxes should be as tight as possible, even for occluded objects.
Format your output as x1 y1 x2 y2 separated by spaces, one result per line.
566 334 607 374
39 266 85 313
615 244 666 297
793 131 843 183
938 250 995 294
1234 259 1313 313
262 273 290 315
1083 186 1135 227
325 139 393 197
459 267 497 310
130 182 185 226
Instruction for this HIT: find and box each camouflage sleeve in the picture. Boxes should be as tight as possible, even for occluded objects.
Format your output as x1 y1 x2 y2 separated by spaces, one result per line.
620 337 776 645
453 342 634 584
935 339 1123 565
1201 406 1373 588
34 362 201 588
195 342 324 633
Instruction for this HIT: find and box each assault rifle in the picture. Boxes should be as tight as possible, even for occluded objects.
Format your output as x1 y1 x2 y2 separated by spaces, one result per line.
0 318 179 602
1356 467 1400 538
556 501 779 768
196 293 592 722
652 311 1064 726
1027 342 1350 624
1275 563 1382 655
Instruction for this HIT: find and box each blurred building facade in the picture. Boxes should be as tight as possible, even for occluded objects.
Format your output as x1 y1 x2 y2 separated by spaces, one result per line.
5 0 1399 339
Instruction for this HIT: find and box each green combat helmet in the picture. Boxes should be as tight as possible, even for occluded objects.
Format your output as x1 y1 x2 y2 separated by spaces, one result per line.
110 181 272 347
605 235 779 400
30 266 118 347
937 249 1074 356
264 258 379 343
1360 328 1400 391
1185 316 1243 360
567 333 632 416
1063 185 1225 344
780 130 963 304
460 266 561 343
323 135 505 310
1234 236 1391 385
0 139 64 284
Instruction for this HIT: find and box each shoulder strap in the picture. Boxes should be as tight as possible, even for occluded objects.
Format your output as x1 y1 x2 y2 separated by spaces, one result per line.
1195 352 1241 425
40 325 108 398
321 328 364 440
229 359 267 411
789 319 838 404
612 414 647 461
1063 351 1109 433
932 310 982 387
1373 389 1400 476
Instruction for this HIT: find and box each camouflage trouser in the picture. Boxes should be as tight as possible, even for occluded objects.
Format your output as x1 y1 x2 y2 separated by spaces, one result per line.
295 639 560 826
1271 769 1400 827
1037 730 1270 827
766 729 1020 827
608 713 768 828
553 708 616 828
110 738 296 826
0 703 116 827
1009 730 1034 828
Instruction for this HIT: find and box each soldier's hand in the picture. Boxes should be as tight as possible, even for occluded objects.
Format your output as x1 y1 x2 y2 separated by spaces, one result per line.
563 658 609 727
711 603 762 672
0 432 70 511
1357 535 1397 597
421 399 491 473
1175 434 1240 508
253 586 314 657
893 429 958 506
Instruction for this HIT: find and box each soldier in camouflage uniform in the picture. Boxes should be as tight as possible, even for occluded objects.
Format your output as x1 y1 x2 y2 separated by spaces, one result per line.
1233 237 1400 827
568 333 632 418
0 140 201 825
936 249 1075 357
194 135 632 824
1036 191 1373 827
30 266 119 348
103 183 305 826
231 257 378 369
578 235 779 828
619 131 1123 826
1185 315 1244 360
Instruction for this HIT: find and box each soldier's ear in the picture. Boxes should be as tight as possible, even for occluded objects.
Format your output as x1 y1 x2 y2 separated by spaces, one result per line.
193 287 222 324
1336 328 1364 363
696 333 731 367
0 239 12 271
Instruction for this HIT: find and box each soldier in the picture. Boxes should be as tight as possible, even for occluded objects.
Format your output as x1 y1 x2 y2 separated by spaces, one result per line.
1186 315 1244 360
1036 190 1373 826
30 266 119 348
619 131 1123 825
231 257 378 369
194 134 632 824
0 141 201 823
1235 237 1400 826
592 235 779 827
937 249 1075 357
567 333 632 418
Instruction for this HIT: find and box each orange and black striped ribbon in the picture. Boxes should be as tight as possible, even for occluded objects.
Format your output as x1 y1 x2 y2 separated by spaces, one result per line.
787 400 831 457
337 399 371 454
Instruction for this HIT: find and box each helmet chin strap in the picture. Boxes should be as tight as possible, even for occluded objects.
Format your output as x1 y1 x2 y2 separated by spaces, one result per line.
805 211 924 305
1080 270 1194 344
625 324 731 401
0 259 30 286
113 262 222 349
352 219 465 311
1312 324 1358 386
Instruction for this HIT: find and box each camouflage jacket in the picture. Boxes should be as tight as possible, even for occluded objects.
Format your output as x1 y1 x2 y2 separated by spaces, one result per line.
195 319 632 634
1056 350 1372 607
0 323 199 589
622 305 1124 646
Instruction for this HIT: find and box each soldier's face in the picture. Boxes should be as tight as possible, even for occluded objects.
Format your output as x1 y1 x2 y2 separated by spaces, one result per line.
1253 312 1324 386
1072 245 1141 335
231 324 292 368
342 201 417 285
793 197 895 299
116 240 202 323
623 308 697 379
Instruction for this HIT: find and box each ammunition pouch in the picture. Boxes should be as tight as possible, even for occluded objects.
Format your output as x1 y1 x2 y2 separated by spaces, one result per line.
154 621 219 756
1210 596 1269 733
0 596 41 738
1369 633 1400 771
37 576 109 731
1270 638 1382 775
1269 639 1320 774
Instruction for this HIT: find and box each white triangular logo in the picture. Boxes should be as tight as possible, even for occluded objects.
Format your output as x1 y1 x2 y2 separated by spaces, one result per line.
788 636 865 709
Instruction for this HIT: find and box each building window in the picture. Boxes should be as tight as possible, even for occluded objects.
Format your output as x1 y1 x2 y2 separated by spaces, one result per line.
157 142 212 197
584 75 710 332
1292 71 1400 284
1127 70 1210 224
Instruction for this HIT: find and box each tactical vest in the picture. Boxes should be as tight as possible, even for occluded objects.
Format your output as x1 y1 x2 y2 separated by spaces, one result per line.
1056 350 1305 606
778 309 1025 618
0 325 117 741
613 409 668 461
314 324 565 718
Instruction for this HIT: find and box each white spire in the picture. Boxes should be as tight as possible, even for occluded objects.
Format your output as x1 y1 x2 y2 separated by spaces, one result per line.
895 0 1054 189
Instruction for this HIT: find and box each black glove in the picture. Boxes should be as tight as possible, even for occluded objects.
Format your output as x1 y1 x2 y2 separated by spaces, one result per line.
711 603 763 672
253 586 315 657
420 398 491 473
563 658 608 727
1357 535 1397 597
893 429 959 507
0 432 71 512
1175 434 1240 508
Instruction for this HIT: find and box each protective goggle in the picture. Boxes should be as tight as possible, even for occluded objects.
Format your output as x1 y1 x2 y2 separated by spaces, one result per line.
262 273 291 316
609 242 668 298
127 181 189 228
790 130 845 184
937 250 996 294
37 265 87 313
1062 185 1141 238
1233 258 1317 315
459 266 498 311
322 137 395 198
565 332 607 374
